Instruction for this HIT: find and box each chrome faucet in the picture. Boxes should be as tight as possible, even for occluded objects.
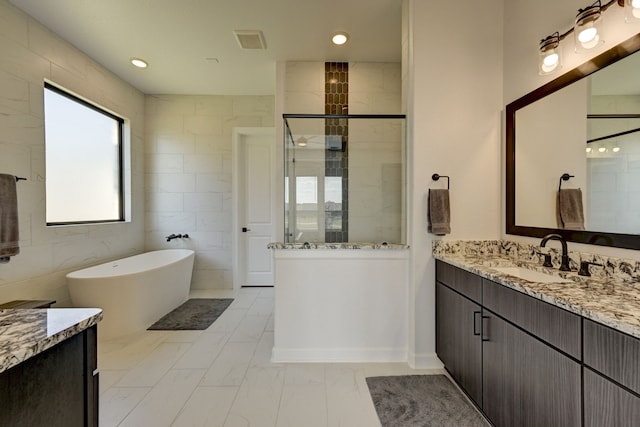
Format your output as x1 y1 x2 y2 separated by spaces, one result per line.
540 233 571 271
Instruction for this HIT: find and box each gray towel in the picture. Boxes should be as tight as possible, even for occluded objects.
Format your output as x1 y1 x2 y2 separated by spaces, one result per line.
556 189 584 230
428 189 450 235
0 174 20 262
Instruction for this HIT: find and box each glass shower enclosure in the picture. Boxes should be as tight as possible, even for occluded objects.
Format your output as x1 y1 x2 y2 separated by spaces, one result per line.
283 114 406 244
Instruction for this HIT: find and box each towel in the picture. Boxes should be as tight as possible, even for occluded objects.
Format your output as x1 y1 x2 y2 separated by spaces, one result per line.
428 189 451 235
556 188 585 230
0 174 20 263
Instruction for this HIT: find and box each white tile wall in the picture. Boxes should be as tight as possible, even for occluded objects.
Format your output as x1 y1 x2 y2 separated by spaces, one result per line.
144 95 274 289
0 0 145 306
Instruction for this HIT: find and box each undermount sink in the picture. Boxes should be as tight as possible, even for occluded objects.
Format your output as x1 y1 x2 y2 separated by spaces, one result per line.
491 266 572 284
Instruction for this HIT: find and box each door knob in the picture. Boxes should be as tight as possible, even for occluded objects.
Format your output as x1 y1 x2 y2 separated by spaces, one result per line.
242 227 251 232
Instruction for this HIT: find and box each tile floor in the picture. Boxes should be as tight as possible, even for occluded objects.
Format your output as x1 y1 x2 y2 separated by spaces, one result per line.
98 287 441 426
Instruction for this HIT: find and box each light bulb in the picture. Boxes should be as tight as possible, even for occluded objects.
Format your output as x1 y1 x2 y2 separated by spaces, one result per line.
542 53 559 72
598 147 607 153
130 58 148 68
633 0 640 18
613 147 621 152
586 147 592 153
331 32 349 45
578 27 599 48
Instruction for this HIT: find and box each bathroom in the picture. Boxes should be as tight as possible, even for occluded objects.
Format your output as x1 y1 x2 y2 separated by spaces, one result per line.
1 0 640 425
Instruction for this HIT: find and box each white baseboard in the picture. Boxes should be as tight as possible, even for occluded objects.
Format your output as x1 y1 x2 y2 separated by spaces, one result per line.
408 352 444 370
271 347 408 363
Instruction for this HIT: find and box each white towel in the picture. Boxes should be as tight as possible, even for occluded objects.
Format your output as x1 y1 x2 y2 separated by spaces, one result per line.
0 174 20 262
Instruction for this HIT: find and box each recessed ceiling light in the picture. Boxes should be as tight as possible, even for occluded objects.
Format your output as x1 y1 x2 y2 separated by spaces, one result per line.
130 57 148 68
331 32 349 45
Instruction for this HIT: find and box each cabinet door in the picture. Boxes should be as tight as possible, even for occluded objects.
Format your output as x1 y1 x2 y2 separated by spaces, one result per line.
584 368 640 427
482 312 581 427
436 282 482 407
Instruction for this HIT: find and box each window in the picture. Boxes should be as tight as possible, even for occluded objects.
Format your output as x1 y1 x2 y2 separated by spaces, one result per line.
44 82 124 225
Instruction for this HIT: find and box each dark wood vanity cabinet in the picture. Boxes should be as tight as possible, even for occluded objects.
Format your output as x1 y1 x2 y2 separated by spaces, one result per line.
482 308 581 427
583 319 640 427
0 325 98 426
435 260 483 407
436 260 587 427
436 282 482 406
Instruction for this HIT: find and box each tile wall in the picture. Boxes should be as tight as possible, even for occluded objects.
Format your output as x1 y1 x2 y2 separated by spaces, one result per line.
0 0 145 306
144 95 274 289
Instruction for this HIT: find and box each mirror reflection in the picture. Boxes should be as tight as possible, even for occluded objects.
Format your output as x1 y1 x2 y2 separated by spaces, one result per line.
514 47 640 236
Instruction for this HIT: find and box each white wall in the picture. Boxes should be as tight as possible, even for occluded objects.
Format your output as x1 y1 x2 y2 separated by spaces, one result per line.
406 0 504 367
503 0 640 259
0 0 145 306
144 95 274 289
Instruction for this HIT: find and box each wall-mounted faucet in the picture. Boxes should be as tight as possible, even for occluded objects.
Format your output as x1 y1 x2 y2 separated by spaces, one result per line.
166 233 190 242
540 233 571 271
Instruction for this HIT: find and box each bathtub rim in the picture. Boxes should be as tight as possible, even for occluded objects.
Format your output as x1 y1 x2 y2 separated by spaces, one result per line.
66 249 195 280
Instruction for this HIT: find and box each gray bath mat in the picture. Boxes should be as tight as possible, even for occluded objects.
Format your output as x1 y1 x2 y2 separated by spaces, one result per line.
366 374 490 427
147 298 233 330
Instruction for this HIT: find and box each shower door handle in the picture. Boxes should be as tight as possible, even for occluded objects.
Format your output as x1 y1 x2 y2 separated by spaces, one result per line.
242 227 251 232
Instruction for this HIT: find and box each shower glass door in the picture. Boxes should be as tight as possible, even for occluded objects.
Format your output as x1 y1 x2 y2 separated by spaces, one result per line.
283 114 406 244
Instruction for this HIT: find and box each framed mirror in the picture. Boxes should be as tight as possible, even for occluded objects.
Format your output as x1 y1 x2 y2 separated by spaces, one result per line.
506 33 640 250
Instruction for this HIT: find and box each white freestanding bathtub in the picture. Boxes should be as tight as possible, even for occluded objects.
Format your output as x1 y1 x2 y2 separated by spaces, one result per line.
67 249 195 340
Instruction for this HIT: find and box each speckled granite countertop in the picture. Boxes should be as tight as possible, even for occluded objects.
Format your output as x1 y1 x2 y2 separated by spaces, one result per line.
0 308 102 373
433 240 640 339
268 242 409 250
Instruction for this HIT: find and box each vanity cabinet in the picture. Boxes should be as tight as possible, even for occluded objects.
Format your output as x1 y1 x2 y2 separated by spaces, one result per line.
436 260 582 427
583 319 640 427
435 261 483 406
482 296 581 427
436 282 482 406
0 325 98 426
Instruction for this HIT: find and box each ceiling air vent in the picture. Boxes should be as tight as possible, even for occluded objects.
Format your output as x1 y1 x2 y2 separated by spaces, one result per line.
233 30 267 49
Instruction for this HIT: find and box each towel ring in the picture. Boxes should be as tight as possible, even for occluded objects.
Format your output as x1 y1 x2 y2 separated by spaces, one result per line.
558 173 574 191
432 174 450 190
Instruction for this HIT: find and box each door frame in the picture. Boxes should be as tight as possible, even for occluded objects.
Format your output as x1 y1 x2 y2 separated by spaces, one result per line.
232 127 277 289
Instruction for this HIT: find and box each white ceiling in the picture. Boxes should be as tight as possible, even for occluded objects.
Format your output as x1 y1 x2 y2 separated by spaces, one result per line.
10 0 403 95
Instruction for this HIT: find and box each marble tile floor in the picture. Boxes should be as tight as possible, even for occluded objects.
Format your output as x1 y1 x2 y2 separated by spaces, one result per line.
98 287 442 427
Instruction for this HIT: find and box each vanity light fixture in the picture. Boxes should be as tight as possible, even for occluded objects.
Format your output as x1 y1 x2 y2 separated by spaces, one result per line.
130 57 148 68
539 33 562 74
574 1 604 51
296 136 308 147
331 32 349 45
627 0 640 20
536 0 625 74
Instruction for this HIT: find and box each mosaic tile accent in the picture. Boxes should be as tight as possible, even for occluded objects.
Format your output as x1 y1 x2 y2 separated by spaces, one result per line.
433 240 640 339
0 308 102 373
325 62 349 243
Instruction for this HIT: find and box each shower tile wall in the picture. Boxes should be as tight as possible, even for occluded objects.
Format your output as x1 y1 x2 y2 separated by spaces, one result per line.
144 95 274 289
284 61 403 243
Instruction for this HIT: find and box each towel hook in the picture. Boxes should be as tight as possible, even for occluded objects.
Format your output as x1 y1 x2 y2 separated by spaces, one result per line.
432 174 450 190
558 173 574 191
15 177 27 182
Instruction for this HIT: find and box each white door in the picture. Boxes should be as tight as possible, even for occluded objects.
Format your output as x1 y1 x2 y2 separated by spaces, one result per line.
235 128 276 286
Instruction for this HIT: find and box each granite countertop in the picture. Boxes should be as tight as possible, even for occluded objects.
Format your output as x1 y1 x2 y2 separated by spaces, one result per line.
434 251 640 339
268 242 409 250
0 308 102 373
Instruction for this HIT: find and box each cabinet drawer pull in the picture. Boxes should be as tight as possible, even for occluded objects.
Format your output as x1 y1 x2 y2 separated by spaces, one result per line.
482 315 490 342
473 311 481 336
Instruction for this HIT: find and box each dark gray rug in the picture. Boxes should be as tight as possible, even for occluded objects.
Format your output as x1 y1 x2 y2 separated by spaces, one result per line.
147 298 233 330
366 375 490 427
